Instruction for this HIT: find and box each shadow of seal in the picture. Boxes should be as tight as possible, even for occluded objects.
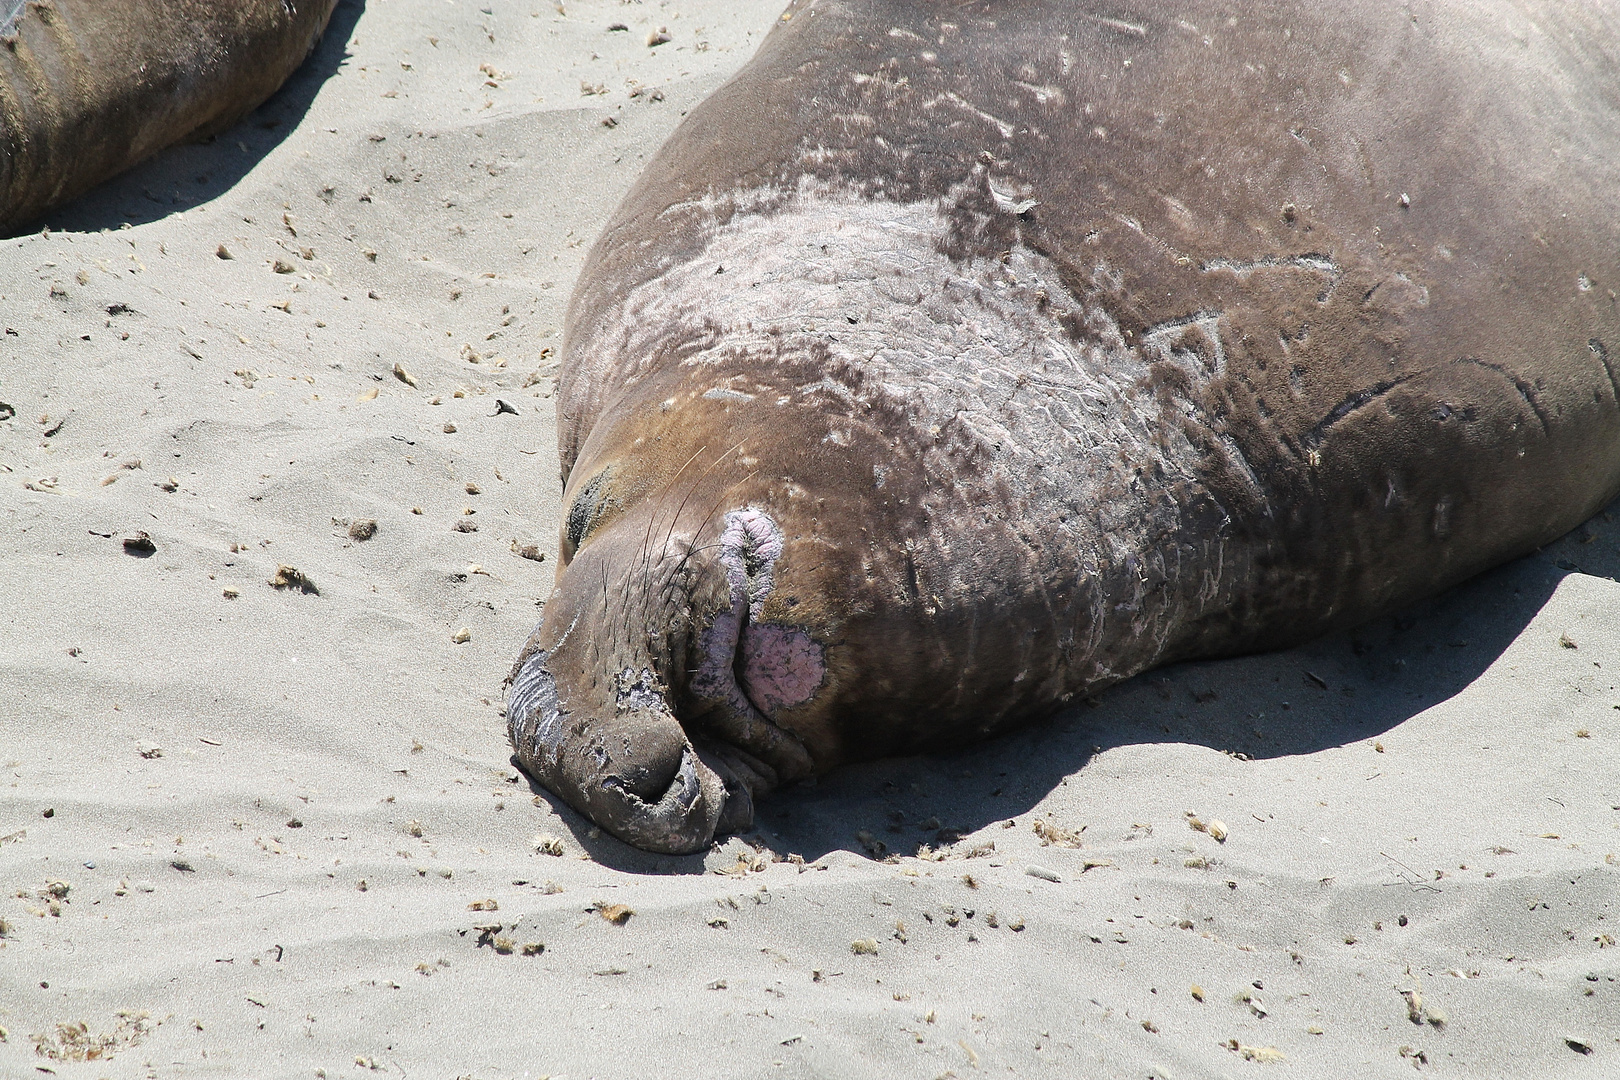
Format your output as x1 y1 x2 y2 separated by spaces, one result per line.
507 0 1620 854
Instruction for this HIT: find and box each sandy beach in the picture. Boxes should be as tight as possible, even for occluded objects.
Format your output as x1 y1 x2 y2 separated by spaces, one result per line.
2 1 1618 1076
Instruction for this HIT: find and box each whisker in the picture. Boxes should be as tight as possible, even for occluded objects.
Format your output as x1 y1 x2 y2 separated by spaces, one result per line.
636 444 709 606
672 469 762 584
658 440 747 558
623 441 751 659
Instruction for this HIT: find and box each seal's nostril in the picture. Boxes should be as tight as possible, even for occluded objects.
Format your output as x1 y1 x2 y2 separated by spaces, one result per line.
608 713 689 802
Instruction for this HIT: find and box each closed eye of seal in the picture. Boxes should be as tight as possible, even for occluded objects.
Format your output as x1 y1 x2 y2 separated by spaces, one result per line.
562 468 615 563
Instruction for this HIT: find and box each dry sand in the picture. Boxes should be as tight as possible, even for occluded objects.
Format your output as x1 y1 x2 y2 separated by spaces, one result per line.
2 1 1618 1076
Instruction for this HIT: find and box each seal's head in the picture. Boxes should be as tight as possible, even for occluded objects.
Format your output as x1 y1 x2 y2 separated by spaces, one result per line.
506 378 849 854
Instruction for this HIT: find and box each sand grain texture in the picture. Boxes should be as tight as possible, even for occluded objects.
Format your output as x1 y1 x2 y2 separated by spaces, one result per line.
2 1 1618 1077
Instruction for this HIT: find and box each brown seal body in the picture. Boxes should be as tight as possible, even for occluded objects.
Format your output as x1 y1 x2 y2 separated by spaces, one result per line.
509 0 1620 853
0 0 340 232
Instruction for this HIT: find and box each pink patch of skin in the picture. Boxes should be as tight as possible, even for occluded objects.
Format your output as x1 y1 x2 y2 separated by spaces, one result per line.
739 622 824 715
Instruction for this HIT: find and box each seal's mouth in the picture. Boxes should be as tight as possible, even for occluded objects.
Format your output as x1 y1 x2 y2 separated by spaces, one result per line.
683 508 823 788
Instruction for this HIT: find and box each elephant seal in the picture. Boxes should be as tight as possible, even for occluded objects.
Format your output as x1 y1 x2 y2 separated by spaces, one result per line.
0 0 340 233
508 0 1620 854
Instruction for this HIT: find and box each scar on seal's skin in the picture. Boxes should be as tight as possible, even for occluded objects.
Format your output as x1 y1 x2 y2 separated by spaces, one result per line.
509 647 565 765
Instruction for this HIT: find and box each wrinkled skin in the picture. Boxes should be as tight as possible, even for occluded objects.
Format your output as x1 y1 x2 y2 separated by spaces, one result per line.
510 0 1620 853
0 0 340 233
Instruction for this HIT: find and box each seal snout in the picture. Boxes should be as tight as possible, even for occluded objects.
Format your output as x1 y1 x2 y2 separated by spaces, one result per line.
506 501 826 854
507 646 727 855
